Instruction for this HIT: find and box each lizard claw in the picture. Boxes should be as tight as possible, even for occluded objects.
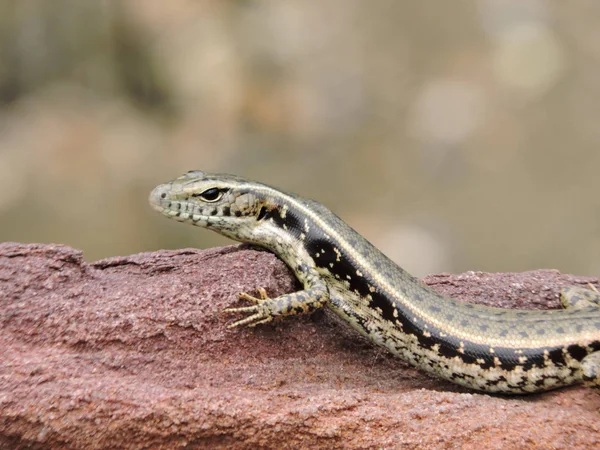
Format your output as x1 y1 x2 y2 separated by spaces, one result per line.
223 288 274 328
236 287 270 305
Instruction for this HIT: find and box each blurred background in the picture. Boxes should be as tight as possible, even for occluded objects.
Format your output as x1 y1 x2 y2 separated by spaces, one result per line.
2 0 600 277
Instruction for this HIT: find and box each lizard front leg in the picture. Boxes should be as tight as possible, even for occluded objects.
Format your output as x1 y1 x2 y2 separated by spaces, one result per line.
224 275 329 328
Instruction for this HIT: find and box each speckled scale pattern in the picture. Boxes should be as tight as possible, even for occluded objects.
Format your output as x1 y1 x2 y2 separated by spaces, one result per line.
150 171 600 394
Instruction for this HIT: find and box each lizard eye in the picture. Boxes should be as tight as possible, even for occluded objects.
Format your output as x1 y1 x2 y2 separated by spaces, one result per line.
194 188 224 202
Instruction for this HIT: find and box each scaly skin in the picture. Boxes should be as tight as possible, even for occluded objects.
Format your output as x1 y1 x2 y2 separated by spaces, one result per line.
149 170 600 394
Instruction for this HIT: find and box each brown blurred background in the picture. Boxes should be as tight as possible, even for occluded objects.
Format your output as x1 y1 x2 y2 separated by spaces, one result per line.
1 0 600 277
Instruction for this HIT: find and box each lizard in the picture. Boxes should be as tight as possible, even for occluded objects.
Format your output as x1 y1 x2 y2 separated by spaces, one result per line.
149 170 600 394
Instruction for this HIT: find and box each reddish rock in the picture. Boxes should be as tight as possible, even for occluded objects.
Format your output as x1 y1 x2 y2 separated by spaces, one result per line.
1 242 599 449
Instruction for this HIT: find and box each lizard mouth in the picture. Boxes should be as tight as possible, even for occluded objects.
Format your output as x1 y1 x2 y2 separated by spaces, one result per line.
149 185 214 226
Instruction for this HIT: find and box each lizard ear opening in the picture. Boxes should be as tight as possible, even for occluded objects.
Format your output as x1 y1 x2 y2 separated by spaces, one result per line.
257 206 269 221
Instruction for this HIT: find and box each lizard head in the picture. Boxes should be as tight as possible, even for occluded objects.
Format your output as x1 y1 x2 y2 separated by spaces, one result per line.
149 170 280 242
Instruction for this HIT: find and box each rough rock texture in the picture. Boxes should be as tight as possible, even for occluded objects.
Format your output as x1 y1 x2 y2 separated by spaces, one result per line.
1 242 600 449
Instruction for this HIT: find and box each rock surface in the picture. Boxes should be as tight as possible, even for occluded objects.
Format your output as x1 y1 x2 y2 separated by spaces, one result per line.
1 242 599 449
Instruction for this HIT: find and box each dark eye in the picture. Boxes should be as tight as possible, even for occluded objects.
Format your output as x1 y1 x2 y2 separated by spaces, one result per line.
195 188 223 202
